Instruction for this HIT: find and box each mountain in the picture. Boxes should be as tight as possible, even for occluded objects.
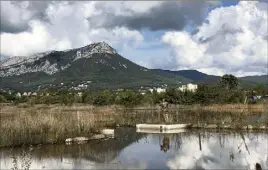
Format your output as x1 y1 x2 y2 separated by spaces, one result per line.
156 69 267 88
0 42 191 91
240 75 268 85
157 69 218 82
1 42 266 91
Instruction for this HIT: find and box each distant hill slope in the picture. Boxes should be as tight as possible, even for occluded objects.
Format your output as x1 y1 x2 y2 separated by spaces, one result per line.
158 69 218 82
240 75 268 85
158 69 266 88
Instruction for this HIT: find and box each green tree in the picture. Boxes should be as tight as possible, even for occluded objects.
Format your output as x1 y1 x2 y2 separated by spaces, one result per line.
194 85 221 104
115 89 143 107
0 92 16 102
151 89 162 105
181 90 195 105
92 90 114 106
0 95 7 103
42 95 56 105
254 84 267 96
58 90 75 105
82 91 93 104
164 87 181 104
218 74 238 90
226 89 245 103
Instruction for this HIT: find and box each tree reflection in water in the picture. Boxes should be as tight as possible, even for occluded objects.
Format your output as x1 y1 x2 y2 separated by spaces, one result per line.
160 135 170 153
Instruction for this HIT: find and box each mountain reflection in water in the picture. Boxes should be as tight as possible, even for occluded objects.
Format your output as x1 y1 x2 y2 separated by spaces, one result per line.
0 128 267 170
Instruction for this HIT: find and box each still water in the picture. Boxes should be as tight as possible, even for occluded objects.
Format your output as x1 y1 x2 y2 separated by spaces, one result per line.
1 128 267 169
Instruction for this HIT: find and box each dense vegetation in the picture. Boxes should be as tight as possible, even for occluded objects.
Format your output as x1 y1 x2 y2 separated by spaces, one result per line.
0 85 267 107
1 75 267 107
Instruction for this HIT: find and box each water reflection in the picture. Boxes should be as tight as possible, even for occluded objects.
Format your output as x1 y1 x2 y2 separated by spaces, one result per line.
1 128 267 170
160 135 171 153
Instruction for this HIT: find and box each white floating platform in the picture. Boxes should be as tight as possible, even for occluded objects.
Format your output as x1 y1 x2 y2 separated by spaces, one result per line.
137 128 186 134
136 124 190 130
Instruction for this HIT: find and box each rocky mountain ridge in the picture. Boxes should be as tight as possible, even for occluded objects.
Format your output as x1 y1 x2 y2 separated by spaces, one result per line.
0 42 116 77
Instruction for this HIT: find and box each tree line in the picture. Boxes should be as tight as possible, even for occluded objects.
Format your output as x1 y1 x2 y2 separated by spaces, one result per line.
0 74 267 106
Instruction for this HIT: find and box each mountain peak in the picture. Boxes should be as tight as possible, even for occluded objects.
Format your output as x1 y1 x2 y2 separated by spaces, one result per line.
95 41 111 48
79 41 117 55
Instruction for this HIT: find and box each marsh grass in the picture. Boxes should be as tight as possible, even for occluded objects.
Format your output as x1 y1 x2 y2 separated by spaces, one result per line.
0 104 266 147
0 106 115 147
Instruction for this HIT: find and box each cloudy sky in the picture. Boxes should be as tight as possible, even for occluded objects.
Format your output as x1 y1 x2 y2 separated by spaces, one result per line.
0 1 267 76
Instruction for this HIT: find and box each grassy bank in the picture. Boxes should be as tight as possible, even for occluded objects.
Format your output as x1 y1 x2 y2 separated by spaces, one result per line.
0 104 267 147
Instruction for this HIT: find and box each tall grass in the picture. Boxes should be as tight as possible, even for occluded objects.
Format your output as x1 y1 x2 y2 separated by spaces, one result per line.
0 106 116 147
0 104 266 147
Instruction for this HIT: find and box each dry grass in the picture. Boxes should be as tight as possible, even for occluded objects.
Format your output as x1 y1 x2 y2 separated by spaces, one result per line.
0 103 266 147
1 103 265 114
0 106 118 147
201 104 266 113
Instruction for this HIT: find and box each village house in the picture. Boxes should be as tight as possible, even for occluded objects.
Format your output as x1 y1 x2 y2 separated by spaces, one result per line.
16 92 21 98
77 92 83 97
31 92 37 97
149 87 166 93
178 83 198 92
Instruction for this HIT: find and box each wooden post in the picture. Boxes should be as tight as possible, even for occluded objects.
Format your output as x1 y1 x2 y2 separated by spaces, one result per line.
198 133 202 151
77 110 81 132
158 111 161 123
244 96 247 104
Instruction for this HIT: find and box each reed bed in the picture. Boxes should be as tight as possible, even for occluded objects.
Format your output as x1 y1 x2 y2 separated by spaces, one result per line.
0 107 116 147
1 103 265 114
0 104 266 147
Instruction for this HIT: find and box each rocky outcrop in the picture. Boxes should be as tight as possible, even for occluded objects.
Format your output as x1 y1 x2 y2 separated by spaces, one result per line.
0 42 116 77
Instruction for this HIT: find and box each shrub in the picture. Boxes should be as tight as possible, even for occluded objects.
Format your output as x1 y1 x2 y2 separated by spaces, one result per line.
0 95 7 103
115 90 143 107
92 90 114 106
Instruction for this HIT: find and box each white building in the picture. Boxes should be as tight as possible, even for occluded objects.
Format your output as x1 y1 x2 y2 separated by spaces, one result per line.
156 88 166 93
77 92 83 97
31 92 37 96
16 92 21 98
178 83 198 92
149 88 166 93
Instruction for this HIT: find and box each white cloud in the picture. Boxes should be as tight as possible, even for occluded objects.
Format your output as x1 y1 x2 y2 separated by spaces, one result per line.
0 1 52 33
162 31 212 68
167 133 267 169
0 1 32 33
160 1 268 76
0 20 71 56
0 1 144 57
87 27 143 46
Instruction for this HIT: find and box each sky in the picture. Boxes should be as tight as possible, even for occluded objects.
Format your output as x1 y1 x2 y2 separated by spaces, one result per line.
0 1 267 77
